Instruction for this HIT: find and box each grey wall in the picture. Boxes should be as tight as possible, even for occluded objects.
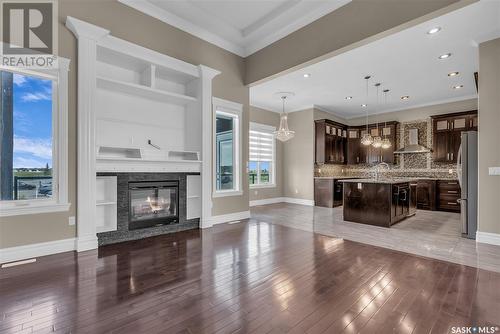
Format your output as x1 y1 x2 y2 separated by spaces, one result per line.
249 106 284 201
283 109 315 200
478 38 500 235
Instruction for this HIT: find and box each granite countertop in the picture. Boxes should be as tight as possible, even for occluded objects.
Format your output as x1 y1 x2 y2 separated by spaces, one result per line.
339 178 420 184
314 176 361 179
316 176 458 181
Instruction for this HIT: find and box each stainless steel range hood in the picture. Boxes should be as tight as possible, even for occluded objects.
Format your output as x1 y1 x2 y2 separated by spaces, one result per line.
394 128 431 154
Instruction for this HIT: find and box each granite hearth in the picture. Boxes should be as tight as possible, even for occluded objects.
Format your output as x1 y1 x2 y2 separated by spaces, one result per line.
96 172 200 246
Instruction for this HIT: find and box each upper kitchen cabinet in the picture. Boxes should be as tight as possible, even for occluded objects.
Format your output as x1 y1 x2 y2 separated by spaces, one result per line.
347 128 362 164
432 111 477 163
315 119 347 164
360 122 397 164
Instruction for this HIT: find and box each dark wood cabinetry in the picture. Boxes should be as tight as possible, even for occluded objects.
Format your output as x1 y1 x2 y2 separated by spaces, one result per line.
432 111 477 163
391 183 410 224
333 122 397 165
315 120 347 165
416 179 436 210
437 180 461 212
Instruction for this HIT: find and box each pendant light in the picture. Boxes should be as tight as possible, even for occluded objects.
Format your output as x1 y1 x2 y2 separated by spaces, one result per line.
360 76 373 146
372 83 382 148
381 89 392 149
273 92 295 142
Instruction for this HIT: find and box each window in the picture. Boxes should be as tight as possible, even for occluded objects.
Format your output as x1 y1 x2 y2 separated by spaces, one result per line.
249 122 276 187
0 62 70 216
213 98 242 197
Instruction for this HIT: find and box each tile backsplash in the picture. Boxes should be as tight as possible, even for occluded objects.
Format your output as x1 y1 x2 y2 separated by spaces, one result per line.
315 119 457 179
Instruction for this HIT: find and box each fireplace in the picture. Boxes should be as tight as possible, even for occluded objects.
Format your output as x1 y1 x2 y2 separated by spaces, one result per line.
128 180 179 230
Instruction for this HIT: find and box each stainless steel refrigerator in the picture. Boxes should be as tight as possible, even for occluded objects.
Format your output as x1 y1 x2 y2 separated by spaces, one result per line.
457 131 478 239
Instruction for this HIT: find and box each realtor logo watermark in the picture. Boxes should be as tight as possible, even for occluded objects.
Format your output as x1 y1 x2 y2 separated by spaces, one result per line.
1 0 58 68
451 326 499 334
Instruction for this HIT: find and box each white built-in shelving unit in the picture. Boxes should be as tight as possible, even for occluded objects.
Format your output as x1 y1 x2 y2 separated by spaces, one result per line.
95 176 117 233
66 16 220 252
187 175 202 220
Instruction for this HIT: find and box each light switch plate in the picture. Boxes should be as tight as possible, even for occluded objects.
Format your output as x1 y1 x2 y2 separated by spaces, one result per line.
68 216 76 226
489 167 500 176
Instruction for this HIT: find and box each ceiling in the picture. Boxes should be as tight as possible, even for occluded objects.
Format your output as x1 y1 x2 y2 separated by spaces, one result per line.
119 0 350 57
250 1 500 119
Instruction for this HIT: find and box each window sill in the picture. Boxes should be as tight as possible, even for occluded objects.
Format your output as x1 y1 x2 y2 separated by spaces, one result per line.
250 184 276 189
0 202 71 217
212 190 243 198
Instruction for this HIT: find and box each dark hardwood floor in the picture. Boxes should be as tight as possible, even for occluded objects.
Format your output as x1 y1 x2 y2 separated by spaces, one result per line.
1 220 499 333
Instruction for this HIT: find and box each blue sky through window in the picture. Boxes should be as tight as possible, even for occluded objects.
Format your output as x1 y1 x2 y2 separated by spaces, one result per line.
12 73 53 168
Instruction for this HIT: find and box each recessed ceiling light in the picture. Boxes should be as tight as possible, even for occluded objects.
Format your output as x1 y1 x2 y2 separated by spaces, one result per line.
345 96 353 100
438 53 452 59
448 71 460 77
427 27 441 34
303 73 311 78
401 96 410 100
452 85 464 89
361 104 367 108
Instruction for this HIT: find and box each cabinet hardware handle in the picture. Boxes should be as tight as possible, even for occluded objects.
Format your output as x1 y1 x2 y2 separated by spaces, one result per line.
447 153 450 160
448 190 458 194
451 152 454 160
447 202 458 205
470 119 472 128
448 182 458 185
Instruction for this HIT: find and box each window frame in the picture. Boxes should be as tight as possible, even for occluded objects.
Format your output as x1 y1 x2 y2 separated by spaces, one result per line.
249 122 276 189
212 97 243 198
0 60 70 217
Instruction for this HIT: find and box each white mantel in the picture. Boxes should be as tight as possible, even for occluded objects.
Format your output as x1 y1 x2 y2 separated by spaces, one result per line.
66 16 219 252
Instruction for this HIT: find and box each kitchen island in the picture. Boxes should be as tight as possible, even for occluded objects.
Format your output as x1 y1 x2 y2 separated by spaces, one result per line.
341 179 417 227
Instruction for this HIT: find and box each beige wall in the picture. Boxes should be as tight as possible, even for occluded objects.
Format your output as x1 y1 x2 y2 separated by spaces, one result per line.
348 98 478 126
249 107 283 201
283 109 315 200
0 0 249 248
245 0 469 85
478 38 500 235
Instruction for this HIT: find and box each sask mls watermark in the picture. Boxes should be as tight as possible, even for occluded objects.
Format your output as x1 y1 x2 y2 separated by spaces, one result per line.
1 0 58 69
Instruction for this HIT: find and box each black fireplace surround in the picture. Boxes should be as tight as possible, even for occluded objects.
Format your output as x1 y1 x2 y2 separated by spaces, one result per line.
97 172 199 246
128 180 179 230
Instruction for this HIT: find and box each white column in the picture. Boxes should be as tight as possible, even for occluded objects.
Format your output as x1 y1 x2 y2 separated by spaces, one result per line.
66 17 109 251
198 65 220 228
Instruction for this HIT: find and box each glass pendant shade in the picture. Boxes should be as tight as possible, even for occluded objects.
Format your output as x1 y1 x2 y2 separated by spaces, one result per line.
361 133 373 146
372 136 382 148
274 113 295 142
381 138 392 149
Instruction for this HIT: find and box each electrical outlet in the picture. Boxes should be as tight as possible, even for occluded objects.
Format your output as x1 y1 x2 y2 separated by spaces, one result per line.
68 216 75 226
295 189 299 194
489 167 500 176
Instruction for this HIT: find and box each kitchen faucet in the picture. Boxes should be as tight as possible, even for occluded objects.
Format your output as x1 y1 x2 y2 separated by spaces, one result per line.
374 162 390 180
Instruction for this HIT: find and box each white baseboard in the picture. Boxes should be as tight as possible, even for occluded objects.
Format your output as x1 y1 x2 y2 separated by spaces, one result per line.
0 238 76 265
476 231 500 246
249 197 315 207
250 197 285 207
282 197 314 206
76 235 99 252
204 210 251 228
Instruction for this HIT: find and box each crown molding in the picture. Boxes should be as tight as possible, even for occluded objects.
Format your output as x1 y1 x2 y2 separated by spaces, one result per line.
65 16 110 41
118 0 351 57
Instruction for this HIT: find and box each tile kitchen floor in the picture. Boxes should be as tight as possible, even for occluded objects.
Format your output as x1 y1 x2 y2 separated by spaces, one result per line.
251 203 500 273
